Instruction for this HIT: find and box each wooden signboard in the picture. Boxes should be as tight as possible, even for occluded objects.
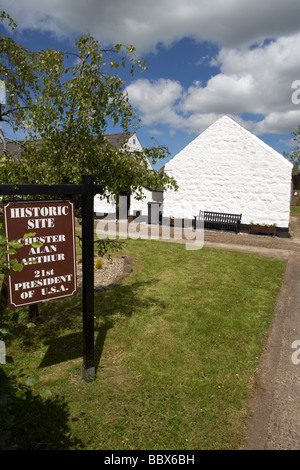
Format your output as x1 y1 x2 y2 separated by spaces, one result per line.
3 200 77 308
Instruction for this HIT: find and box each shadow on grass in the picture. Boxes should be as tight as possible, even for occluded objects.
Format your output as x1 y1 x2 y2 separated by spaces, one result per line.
7 385 83 450
38 323 114 369
10 279 161 450
38 279 162 372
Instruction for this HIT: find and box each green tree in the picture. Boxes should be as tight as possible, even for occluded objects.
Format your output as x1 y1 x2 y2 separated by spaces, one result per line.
285 125 300 168
0 11 177 198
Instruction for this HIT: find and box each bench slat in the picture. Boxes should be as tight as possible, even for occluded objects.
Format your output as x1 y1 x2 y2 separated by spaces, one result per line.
196 211 242 233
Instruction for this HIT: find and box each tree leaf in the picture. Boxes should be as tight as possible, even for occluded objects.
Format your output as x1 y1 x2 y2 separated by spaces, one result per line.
39 389 52 399
8 240 23 249
23 233 36 239
25 376 39 387
6 248 17 255
31 242 43 248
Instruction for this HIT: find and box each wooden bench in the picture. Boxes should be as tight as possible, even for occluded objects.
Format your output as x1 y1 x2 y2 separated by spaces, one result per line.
194 211 242 233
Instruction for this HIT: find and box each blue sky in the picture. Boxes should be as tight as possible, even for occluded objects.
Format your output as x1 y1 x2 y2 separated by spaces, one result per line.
1 0 300 169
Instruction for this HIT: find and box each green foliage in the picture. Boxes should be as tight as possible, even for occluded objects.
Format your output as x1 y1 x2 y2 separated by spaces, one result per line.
0 234 23 276
0 303 51 449
95 258 103 270
0 364 51 449
284 124 300 168
0 11 177 198
0 228 50 449
95 238 126 261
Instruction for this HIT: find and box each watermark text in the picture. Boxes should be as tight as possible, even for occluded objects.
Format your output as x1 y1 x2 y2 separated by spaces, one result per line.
95 196 204 250
0 80 6 105
0 340 6 364
291 340 300 365
292 80 300 105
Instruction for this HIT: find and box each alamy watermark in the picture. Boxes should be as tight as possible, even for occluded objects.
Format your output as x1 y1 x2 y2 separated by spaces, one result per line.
291 340 300 365
291 80 300 105
0 80 6 105
95 196 204 251
0 340 6 364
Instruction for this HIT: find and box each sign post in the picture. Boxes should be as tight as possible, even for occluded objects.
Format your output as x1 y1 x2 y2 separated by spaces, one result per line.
0 175 102 381
81 175 96 381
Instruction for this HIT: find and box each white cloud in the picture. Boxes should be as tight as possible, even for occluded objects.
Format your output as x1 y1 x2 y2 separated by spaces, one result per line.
126 77 228 134
126 32 300 136
182 74 256 115
2 0 300 140
185 33 300 133
126 78 185 128
3 0 300 53
253 111 300 135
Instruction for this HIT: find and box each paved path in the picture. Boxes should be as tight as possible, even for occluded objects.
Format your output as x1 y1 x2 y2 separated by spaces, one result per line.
243 253 300 449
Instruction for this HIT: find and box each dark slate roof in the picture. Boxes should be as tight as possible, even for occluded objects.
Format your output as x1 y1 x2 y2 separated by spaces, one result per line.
0 141 22 158
104 132 135 148
0 133 136 155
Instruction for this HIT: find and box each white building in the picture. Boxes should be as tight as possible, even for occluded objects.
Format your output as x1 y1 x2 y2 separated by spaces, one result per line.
94 132 163 220
162 116 293 234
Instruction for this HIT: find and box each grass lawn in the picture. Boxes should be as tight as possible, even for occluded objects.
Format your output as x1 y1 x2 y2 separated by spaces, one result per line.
291 205 300 215
4 237 285 450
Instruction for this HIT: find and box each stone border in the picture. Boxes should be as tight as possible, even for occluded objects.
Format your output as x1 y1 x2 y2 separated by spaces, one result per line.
76 255 133 293
94 255 133 292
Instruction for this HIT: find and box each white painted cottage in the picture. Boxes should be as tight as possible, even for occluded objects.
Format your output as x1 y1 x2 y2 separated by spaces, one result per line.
162 116 293 235
94 132 163 219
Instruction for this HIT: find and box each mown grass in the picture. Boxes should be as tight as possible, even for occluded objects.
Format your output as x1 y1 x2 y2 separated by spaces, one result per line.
291 205 300 215
4 238 285 450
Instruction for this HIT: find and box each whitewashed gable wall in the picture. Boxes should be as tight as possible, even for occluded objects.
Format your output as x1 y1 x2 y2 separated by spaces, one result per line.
162 116 293 228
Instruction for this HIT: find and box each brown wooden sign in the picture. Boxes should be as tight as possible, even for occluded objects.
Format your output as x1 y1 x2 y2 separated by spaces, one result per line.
3 200 77 308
